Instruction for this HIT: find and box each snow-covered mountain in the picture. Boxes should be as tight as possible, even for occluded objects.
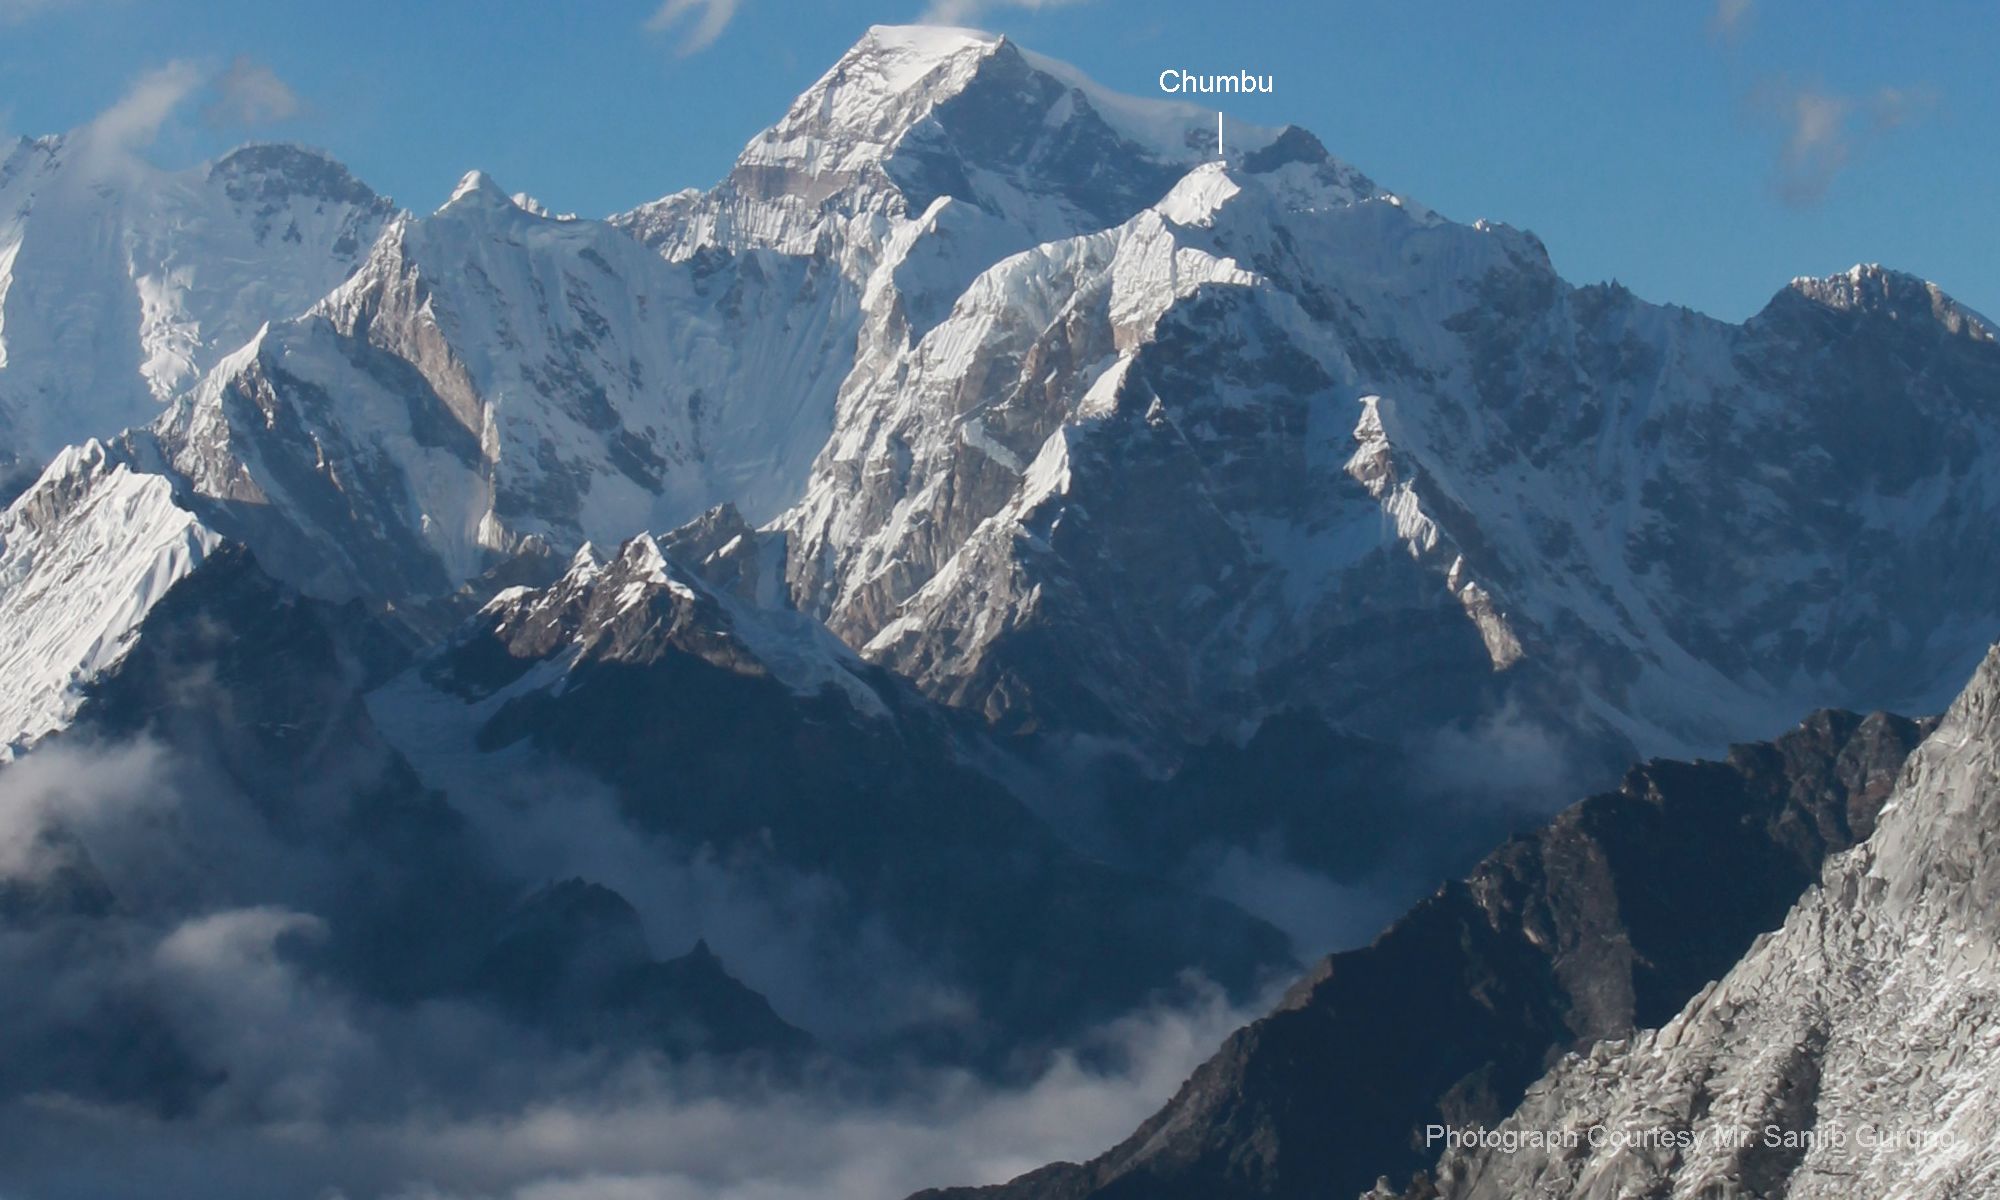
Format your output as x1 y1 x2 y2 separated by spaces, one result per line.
100 27 1257 611
11 26 1989 771
3 24 1232 755
771 130 2000 756
616 25 1256 285
140 169 852 601
0 136 392 493
0 139 391 752
626 29 2000 769
1402 643 2000 1200
0 441 219 755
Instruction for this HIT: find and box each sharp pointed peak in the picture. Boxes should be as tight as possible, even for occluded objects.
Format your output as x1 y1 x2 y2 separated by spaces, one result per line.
438 168 516 214
615 531 670 573
795 22 1006 113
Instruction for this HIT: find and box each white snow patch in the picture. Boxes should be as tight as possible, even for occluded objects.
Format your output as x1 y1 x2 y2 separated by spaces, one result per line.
959 417 1025 474
0 445 221 756
1156 165 1242 228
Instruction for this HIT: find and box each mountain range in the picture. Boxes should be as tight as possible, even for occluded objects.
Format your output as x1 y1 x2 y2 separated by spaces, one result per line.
2 23 1997 1200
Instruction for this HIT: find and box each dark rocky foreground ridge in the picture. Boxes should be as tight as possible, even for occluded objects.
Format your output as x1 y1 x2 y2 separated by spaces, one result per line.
914 707 1928 1200
1391 645 2000 1199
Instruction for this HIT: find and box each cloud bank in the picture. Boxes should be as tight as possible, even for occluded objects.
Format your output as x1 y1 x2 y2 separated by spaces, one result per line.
0 723 1272 1200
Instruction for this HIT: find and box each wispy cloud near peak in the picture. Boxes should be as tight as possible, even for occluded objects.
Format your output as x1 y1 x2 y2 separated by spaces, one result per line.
0 0 83 24
1759 78 1937 207
1709 0 1754 42
645 0 742 56
79 60 203 161
204 57 303 128
920 0 1094 27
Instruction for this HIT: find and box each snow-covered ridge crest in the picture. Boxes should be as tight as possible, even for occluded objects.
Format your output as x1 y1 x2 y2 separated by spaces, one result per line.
0 442 220 757
1783 262 1998 342
730 22 1261 189
464 527 889 719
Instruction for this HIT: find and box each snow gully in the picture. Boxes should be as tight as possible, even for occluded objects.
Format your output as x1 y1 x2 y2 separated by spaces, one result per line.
1158 69 1274 95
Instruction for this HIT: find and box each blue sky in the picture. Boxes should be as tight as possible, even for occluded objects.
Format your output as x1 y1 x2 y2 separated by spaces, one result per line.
2 0 1993 322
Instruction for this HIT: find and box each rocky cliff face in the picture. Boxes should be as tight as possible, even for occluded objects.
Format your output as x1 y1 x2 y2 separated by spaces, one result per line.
1395 645 2000 1200
915 706 1928 1200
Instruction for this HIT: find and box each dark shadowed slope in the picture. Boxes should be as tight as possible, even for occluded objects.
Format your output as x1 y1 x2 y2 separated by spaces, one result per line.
915 707 1926 1200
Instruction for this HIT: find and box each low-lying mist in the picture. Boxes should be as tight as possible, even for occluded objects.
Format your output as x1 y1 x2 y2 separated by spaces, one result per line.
0 731 1274 1200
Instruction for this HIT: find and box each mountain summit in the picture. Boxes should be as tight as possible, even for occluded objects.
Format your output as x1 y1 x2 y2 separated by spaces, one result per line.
0 136 391 490
620 24 1279 263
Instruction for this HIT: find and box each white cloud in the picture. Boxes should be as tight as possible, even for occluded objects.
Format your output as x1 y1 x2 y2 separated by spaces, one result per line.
80 60 203 156
645 0 742 56
0 729 1274 1198
204 56 302 128
152 906 371 1115
1761 79 1937 206
1709 0 1753 41
0 979 1261 1200
0 0 84 23
51 58 307 177
0 737 170 883
921 0 1091 24
1778 87 1851 200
